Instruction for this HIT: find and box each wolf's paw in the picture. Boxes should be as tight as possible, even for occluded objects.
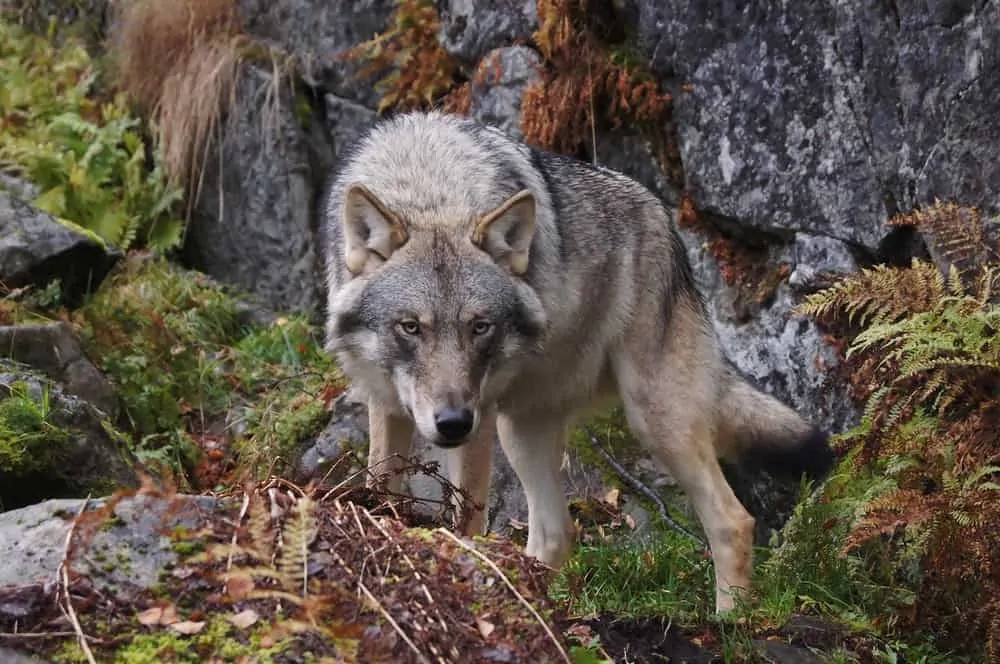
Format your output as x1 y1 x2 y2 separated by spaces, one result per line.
525 518 576 569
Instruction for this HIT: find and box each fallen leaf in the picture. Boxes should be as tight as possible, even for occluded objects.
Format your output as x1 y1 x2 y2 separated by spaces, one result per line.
170 620 206 635
137 603 179 627
603 487 620 507
476 618 495 639
137 607 164 626
229 609 260 629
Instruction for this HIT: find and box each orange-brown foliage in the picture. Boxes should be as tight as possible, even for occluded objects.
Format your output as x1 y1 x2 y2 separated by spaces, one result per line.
344 0 461 114
521 0 673 155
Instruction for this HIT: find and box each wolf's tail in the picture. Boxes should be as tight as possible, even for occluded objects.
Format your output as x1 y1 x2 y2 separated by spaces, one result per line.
719 374 837 481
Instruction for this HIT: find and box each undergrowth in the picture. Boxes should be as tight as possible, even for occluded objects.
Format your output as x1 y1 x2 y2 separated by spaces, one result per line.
792 200 1000 660
61 256 345 491
0 19 185 252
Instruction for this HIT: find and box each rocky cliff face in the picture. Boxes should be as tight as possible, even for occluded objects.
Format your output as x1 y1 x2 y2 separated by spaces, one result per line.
13 0 997 536
150 0 999 534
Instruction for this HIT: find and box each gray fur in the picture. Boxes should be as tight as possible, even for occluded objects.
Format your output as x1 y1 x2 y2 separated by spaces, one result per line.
320 110 835 613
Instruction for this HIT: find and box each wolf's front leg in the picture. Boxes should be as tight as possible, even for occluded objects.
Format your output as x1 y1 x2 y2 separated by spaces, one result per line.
366 399 414 494
496 411 576 568
447 409 497 536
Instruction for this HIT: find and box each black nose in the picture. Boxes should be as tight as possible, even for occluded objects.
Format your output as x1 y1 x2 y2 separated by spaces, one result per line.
434 407 474 442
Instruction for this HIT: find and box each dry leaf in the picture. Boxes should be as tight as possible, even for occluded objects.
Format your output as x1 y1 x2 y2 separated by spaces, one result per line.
137 607 164 626
476 618 496 639
170 620 207 635
603 487 620 507
228 609 260 629
137 603 179 627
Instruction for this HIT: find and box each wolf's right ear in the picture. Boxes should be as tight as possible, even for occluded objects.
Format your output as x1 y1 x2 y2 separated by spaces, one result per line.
342 184 408 275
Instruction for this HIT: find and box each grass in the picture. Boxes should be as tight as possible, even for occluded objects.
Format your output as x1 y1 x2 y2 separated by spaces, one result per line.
108 0 300 218
548 449 972 663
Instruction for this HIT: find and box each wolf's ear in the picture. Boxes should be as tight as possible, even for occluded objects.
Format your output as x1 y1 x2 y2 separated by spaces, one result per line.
342 184 408 275
471 189 536 275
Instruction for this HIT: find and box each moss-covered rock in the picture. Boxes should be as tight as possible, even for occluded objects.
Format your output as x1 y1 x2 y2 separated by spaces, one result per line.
0 360 136 509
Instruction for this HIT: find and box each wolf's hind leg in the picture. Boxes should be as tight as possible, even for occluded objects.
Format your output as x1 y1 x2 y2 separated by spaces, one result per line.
614 354 755 614
496 411 576 568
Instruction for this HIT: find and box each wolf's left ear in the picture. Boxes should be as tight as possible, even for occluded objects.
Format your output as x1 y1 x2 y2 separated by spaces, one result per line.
342 184 408 275
471 189 536 275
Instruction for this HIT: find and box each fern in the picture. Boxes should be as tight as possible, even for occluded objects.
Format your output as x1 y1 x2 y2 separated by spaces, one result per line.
796 201 1000 658
0 20 185 253
796 259 947 328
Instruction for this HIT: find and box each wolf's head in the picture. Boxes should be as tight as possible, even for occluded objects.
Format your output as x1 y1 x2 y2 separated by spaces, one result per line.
326 185 548 448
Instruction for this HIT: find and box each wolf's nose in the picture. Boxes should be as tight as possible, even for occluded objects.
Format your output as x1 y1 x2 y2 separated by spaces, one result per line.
435 407 474 441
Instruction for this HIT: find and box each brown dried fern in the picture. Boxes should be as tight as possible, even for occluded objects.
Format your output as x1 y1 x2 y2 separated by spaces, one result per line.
889 200 1000 293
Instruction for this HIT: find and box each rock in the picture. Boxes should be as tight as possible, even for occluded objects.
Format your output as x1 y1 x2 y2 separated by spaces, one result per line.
680 230 858 438
636 0 1000 252
0 191 120 308
467 45 542 140
181 63 335 320
295 392 370 483
0 361 137 510
0 494 220 593
0 322 120 419
238 0 396 110
436 0 538 66
324 93 379 162
0 648 50 664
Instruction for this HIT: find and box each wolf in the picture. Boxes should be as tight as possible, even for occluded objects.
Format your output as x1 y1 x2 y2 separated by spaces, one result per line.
319 110 836 613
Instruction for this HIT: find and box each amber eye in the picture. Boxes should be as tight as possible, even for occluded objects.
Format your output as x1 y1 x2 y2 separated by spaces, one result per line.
398 320 421 336
471 320 493 336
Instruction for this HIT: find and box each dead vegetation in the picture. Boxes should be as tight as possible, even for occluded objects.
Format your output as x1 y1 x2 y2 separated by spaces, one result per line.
107 0 293 215
521 0 674 161
342 0 463 115
0 471 575 663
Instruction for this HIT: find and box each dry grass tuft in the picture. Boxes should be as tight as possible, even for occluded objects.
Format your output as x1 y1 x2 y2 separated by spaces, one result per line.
107 0 288 207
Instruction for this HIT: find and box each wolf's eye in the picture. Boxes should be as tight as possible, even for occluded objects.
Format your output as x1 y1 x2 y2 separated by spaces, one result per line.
471 320 494 336
398 320 421 336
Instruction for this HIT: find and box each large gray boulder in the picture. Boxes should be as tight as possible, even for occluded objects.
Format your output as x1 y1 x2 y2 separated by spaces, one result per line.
238 0 396 110
436 0 538 67
181 63 335 319
636 0 1000 252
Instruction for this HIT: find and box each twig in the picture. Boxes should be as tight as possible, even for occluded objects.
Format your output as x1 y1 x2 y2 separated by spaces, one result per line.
223 489 253 594
358 580 430 664
360 507 448 634
436 529 572 664
0 631 86 639
56 498 97 664
588 432 707 547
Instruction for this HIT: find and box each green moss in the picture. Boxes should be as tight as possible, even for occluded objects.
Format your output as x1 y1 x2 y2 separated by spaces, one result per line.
0 379 71 475
112 616 292 664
